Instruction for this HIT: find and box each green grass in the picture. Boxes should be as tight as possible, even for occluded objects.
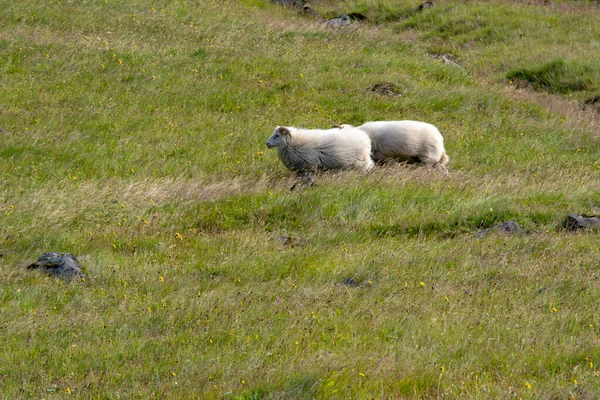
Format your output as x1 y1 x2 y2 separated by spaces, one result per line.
507 59 594 94
1 0 600 398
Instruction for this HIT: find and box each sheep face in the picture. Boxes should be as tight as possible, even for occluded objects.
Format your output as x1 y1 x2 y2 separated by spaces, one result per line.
266 126 291 148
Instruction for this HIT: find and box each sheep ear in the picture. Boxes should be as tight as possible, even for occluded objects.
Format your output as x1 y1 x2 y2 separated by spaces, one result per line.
278 127 291 136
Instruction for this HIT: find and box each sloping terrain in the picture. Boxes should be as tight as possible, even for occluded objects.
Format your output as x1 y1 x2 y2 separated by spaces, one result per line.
1 0 599 398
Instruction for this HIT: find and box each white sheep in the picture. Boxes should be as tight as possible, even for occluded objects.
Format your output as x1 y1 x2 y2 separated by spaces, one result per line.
266 126 374 173
339 120 449 174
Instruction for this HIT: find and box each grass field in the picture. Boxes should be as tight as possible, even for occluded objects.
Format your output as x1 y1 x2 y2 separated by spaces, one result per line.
1 0 600 398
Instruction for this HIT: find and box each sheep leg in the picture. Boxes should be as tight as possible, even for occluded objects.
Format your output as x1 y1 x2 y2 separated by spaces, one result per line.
433 161 449 177
290 172 317 191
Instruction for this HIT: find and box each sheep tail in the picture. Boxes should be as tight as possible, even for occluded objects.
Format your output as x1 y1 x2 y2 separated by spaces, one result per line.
439 151 449 166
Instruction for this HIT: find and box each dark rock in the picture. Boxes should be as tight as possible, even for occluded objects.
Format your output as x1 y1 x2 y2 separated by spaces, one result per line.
368 82 400 96
475 221 521 238
327 14 351 27
300 3 322 19
495 221 521 234
536 286 553 295
341 277 360 287
563 213 600 231
347 12 367 22
583 95 600 105
583 95 600 112
276 235 306 247
27 252 87 281
417 1 434 11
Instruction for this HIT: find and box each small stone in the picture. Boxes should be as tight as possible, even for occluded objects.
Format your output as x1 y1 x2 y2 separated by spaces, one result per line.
327 14 351 27
417 1 434 11
275 235 306 247
475 221 521 238
440 54 463 68
347 12 367 22
299 3 322 19
583 95 600 113
341 277 360 287
368 82 400 96
536 286 553 295
563 213 600 231
27 252 87 281
583 95 600 105
495 221 521 234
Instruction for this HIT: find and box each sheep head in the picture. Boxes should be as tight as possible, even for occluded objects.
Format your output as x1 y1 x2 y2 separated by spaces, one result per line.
266 126 291 148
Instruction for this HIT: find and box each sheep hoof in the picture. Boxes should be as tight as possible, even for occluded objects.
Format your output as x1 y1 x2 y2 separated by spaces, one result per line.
433 162 449 177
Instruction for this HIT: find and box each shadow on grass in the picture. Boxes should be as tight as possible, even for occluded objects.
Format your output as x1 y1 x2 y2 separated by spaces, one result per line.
233 374 319 400
365 209 554 239
183 194 306 233
507 59 593 94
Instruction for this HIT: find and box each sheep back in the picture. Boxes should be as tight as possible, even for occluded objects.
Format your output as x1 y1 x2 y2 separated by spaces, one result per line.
357 120 448 166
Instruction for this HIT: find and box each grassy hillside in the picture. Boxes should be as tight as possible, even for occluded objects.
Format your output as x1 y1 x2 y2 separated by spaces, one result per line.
1 0 600 398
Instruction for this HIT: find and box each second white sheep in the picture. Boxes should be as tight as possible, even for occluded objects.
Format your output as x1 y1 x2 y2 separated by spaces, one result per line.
340 120 449 174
